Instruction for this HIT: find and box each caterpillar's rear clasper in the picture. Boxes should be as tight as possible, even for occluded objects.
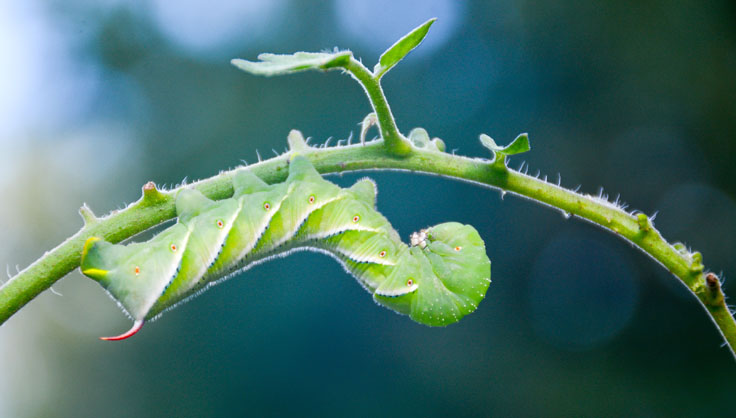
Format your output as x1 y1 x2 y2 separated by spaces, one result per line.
81 156 491 340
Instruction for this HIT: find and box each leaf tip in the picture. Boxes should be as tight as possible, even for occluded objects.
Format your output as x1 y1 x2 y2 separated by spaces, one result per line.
374 17 438 78
509 132 531 154
479 133 498 150
230 58 247 67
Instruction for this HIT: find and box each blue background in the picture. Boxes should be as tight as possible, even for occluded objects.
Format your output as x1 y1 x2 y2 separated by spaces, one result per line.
1 1 735 416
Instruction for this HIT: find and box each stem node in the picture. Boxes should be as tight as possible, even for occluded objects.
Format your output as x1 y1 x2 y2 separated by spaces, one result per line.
492 156 508 171
636 213 652 232
141 182 168 206
704 272 725 306
690 252 705 274
78 204 98 226
287 129 309 152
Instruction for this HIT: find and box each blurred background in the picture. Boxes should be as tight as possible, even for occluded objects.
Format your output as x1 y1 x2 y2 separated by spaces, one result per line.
1 0 735 416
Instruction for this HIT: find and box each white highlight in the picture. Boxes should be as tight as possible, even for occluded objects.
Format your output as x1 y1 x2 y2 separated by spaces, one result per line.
303 224 380 241
410 229 428 249
331 246 396 266
375 283 418 297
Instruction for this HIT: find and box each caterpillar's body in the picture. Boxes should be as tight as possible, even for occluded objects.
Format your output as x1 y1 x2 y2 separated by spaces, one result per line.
81 156 491 340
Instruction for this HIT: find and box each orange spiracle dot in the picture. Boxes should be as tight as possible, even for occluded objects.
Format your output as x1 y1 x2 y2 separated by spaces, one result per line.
352 215 360 223
379 250 387 258
406 279 414 287
134 266 140 275
216 219 224 228
263 202 271 211
170 244 177 252
308 195 315 204
454 246 462 251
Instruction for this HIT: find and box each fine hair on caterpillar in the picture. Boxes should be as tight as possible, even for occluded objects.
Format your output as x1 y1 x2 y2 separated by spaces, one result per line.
80 156 491 340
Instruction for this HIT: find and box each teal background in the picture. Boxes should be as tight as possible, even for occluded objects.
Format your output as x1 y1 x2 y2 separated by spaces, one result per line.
1 0 735 416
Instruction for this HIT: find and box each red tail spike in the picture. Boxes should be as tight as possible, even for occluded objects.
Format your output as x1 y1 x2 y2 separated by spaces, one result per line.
100 320 144 341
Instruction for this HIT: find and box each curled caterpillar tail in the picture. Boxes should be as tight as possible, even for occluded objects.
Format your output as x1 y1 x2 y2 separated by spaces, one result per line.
373 222 491 326
80 156 491 339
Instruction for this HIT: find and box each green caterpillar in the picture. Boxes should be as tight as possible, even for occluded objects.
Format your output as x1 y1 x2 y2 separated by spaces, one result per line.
81 156 491 340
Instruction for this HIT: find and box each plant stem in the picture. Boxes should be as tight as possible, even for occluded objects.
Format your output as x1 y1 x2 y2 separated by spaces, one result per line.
1 140 734 358
343 58 412 156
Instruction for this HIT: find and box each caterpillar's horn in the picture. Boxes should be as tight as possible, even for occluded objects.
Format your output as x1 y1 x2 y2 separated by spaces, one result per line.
100 320 144 341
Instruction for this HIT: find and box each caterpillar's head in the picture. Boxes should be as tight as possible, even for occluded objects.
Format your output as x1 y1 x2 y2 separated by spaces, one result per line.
373 222 491 326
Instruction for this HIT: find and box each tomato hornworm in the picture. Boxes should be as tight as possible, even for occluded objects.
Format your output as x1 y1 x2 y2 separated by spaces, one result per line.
81 156 491 340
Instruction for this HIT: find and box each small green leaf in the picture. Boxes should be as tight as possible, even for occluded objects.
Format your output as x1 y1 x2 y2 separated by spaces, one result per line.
480 133 531 165
373 18 436 79
231 51 352 77
408 127 431 147
407 127 445 153
479 134 501 152
504 133 530 155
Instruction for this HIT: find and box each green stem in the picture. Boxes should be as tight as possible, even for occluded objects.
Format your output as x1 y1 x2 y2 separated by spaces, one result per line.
1 140 734 358
343 58 412 156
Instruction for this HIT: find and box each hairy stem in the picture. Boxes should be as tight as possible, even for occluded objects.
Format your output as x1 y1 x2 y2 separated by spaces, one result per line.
343 58 412 156
1 139 734 358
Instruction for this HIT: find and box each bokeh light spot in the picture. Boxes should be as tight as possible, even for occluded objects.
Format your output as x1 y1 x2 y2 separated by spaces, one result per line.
149 0 286 58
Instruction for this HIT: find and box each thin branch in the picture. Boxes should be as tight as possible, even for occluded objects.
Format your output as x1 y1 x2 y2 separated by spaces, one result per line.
0 138 734 358
343 58 412 156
